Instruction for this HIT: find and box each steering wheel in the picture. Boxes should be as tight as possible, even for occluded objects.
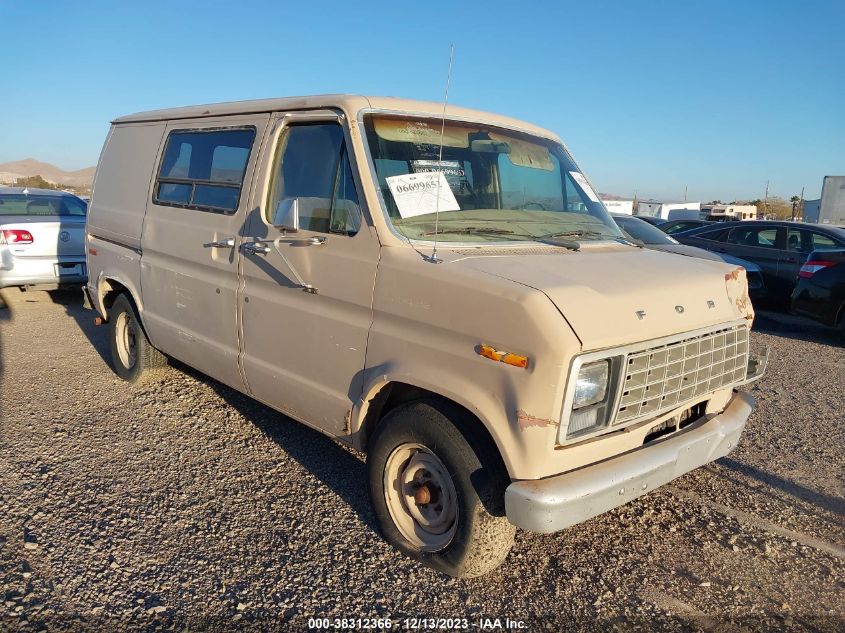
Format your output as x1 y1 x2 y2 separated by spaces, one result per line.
522 201 548 211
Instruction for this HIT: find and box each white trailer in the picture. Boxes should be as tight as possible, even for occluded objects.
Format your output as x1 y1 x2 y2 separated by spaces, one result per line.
818 176 845 225
602 199 634 215
636 200 701 220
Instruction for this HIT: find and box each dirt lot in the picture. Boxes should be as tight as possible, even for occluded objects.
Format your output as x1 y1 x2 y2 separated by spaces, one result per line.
0 288 843 632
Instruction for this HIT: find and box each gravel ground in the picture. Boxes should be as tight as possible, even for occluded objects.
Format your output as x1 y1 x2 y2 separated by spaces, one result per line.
0 288 843 632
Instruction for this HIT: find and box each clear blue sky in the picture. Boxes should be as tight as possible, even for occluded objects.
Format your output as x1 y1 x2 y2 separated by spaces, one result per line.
2 0 842 201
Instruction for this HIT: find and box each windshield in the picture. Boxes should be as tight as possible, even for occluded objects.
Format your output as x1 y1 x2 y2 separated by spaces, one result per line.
613 215 677 245
0 193 87 217
363 115 623 244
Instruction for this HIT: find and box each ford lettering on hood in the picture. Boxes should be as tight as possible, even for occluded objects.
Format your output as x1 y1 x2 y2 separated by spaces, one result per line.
453 246 751 350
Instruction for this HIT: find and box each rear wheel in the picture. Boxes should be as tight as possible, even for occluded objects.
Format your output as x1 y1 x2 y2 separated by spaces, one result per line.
367 399 515 577
108 294 166 384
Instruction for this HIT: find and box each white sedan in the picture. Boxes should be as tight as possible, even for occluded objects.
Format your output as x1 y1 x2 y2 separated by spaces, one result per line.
0 187 87 289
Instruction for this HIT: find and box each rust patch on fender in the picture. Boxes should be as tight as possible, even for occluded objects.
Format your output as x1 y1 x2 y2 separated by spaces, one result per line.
517 409 558 430
724 267 755 323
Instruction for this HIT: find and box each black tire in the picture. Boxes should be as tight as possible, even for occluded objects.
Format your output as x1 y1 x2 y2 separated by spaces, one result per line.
108 293 166 384
367 399 516 578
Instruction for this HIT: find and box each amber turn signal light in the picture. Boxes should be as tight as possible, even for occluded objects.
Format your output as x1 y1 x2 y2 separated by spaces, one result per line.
478 345 529 369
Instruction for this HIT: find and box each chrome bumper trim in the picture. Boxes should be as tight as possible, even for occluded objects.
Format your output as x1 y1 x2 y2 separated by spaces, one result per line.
505 390 756 533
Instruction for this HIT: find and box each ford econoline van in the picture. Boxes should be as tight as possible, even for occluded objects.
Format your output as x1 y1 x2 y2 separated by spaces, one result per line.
84 95 766 577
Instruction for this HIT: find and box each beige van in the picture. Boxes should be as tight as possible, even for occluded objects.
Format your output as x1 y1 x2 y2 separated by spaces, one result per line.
84 95 766 577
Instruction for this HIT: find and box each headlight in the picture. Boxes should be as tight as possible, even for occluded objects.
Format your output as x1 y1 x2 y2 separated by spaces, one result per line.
573 361 609 408
560 359 616 442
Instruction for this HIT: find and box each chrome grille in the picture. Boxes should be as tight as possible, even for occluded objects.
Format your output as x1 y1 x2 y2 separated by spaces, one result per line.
615 325 749 424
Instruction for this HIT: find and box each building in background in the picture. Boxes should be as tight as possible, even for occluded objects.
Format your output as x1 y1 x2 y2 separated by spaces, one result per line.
802 199 821 223
700 204 757 221
636 200 701 219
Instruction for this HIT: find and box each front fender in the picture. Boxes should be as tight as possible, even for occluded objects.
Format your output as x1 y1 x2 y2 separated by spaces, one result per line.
357 246 582 480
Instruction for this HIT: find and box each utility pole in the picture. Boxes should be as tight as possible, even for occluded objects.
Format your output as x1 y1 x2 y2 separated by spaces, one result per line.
764 180 770 219
684 184 688 202
798 186 804 221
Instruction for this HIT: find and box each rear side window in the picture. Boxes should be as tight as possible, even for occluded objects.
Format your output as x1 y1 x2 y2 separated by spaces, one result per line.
0 194 87 216
154 127 256 213
690 227 730 241
664 221 701 234
809 231 843 251
727 227 779 248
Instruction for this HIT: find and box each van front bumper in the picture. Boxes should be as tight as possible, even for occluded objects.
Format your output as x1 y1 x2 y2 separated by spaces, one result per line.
504 390 755 533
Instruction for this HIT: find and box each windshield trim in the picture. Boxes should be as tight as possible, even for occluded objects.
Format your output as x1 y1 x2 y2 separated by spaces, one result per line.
356 108 618 248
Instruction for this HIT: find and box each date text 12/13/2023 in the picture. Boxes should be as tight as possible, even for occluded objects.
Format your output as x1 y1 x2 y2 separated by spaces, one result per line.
307 617 528 630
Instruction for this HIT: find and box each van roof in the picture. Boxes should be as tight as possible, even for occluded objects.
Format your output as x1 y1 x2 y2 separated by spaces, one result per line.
111 94 558 140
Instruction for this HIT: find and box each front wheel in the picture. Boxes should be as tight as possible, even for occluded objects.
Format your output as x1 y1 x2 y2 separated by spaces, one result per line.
367 400 516 577
108 293 166 384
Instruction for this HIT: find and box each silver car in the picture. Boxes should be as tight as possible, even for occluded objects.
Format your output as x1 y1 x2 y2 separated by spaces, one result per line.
0 187 87 288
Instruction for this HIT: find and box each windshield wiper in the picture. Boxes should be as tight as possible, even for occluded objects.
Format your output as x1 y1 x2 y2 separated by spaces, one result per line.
544 230 607 239
423 226 516 236
421 226 581 252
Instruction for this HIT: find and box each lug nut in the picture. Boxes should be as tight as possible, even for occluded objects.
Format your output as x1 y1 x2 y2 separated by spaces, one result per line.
414 484 432 505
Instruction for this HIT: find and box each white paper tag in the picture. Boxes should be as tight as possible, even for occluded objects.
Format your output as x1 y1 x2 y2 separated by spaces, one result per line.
569 171 600 203
386 172 461 218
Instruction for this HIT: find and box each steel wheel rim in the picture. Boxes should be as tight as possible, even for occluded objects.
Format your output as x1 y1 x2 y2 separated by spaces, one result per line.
383 442 458 551
115 312 137 369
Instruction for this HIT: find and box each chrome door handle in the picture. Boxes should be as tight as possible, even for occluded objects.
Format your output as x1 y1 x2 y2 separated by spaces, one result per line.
308 236 326 246
242 241 271 255
207 238 235 248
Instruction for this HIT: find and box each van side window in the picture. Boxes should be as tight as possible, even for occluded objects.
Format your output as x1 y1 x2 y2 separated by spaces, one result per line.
154 128 256 213
266 124 362 235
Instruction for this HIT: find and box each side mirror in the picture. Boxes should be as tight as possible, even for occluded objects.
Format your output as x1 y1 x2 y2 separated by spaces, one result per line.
272 198 300 232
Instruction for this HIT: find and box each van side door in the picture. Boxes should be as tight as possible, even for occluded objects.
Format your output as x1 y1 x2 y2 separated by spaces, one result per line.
239 112 379 436
140 114 270 390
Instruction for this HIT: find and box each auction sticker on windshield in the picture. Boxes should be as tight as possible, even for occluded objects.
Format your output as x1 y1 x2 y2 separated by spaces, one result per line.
386 172 460 218
569 171 600 203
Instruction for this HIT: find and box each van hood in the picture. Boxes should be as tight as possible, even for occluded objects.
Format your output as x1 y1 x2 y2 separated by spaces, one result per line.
452 245 751 350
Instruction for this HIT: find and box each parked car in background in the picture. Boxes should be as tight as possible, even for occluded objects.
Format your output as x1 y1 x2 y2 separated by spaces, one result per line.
0 187 88 289
660 219 714 235
791 249 845 337
612 214 765 298
675 221 845 304
633 215 666 227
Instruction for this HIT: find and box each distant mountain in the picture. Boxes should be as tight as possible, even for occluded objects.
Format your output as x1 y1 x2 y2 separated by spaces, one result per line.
0 158 95 188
